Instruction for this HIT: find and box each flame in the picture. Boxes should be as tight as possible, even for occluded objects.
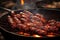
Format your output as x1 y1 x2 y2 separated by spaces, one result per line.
21 0 24 5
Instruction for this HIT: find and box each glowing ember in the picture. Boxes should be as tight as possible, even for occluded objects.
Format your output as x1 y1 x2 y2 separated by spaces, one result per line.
46 35 55 37
46 32 55 37
33 34 42 38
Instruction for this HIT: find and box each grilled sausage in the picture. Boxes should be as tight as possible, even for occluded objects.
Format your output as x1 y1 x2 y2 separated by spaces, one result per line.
56 22 60 27
13 16 21 24
23 11 33 16
16 14 21 18
17 24 29 32
8 15 16 28
35 13 46 23
29 27 47 35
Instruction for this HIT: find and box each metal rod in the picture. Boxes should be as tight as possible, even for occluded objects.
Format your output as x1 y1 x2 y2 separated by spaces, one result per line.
0 7 12 12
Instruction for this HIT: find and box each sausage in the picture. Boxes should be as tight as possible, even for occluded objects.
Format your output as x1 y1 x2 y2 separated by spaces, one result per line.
17 24 29 32
31 15 45 24
21 14 30 21
20 18 29 23
35 13 46 23
36 29 47 35
17 24 26 29
56 22 60 27
16 14 21 18
33 21 43 27
29 27 47 35
21 12 30 17
31 16 40 21
44 24 58 32
13 16 21 24
20 12 30 20
23 11 33 16
31 19 43 27
25 22 34 27
35 13 44 18
17 23 47 35
8 15 16 28
48 20 56 23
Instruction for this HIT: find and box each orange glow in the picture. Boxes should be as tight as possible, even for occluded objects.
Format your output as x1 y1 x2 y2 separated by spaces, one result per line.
47 32 55 37
33 34 42 38
46 35 55 37
21 0 24 5
24 33 30 37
